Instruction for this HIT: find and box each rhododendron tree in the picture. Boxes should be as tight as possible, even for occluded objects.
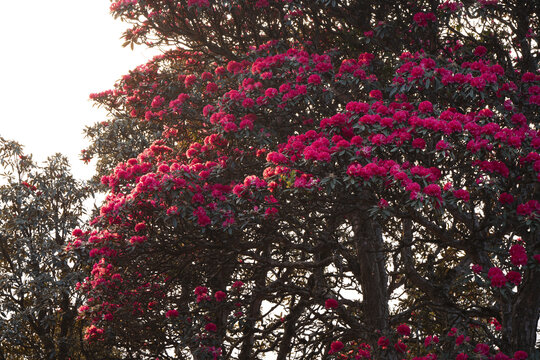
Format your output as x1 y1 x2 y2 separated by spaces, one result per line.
75 0 539 359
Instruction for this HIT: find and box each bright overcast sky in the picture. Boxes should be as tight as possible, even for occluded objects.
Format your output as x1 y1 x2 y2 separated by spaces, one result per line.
0 0 157 180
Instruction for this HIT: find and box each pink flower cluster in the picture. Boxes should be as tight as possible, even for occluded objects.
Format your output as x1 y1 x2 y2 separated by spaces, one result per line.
413 12 437 27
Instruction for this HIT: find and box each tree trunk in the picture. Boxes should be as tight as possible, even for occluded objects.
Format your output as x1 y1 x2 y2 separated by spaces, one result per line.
237 277 265 360
58 292 76 360
276 295 308 360
238 239 270 360
351 214 390 337
504 265 540 357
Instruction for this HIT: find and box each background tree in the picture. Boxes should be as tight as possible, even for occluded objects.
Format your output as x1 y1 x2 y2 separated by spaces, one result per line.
76 1 539 359
0 137 120 359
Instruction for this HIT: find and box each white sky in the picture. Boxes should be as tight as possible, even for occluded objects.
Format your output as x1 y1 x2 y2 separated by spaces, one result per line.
0 0 157 180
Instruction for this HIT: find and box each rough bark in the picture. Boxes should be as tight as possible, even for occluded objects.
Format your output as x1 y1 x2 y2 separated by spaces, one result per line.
505 265 540 356
276 295 308 360
237 241 270 360
351 214 390 336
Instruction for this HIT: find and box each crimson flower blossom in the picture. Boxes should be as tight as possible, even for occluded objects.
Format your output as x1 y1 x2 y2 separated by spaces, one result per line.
397 323 411 336
325 298 339 309
215 291 227 302
329 341 344 354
